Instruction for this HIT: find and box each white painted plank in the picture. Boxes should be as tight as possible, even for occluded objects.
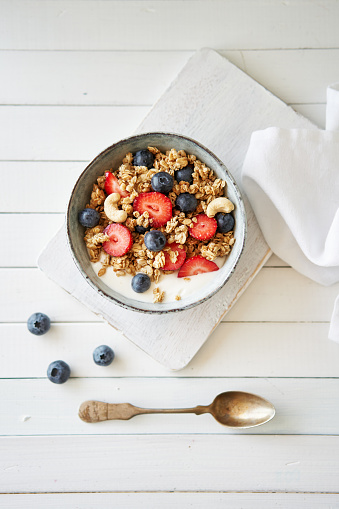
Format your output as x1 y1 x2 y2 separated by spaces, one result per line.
0 106 148 161
0 268 96 323
1 322 338 378
222 50 339 106
0 163 85 213
291 103 326 129
2 267 337 323
1 1 339 50
195 322 339 377
1 435 339 492
0 102 322 164
0 51 191 106
1 50 338 105
226 267 339 323
0 214 64 266
1 378 339 435
1 493 339 509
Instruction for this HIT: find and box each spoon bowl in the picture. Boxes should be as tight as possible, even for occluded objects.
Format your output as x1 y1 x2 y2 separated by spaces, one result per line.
79 390 275 428
209 391 275 428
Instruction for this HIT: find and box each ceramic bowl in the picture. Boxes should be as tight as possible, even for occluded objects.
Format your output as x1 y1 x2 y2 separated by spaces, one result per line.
66 132 246 314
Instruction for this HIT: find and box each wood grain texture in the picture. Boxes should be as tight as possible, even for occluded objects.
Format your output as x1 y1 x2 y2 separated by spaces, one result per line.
2 493 339 509
0 163 85 212
0 104 326 163
0 215 64 266
1 1 338 50
1 49 338 105
1 378 339 435
0 322 338 378
0 106 148 161
2 435 339 493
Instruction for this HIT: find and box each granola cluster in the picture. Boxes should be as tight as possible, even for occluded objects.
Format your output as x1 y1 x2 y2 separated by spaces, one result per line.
84 147 235 303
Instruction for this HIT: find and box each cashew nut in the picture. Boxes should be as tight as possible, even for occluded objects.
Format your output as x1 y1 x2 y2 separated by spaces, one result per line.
206 197 234 217
104 193 127 223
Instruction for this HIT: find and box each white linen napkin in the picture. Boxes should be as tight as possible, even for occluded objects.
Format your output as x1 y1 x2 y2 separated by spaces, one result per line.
242 83 339 342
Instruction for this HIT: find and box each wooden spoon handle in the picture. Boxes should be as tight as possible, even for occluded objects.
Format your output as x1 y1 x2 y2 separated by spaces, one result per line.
79 400 209 423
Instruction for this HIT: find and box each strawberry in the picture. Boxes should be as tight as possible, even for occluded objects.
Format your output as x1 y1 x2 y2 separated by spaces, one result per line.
189 214 217 241
104 171 129 198
102 223 132 257
133 192 172 228
162 243 187 271
177 255 219 278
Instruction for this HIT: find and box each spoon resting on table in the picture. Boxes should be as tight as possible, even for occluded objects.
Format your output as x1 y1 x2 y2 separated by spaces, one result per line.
78 391 275 428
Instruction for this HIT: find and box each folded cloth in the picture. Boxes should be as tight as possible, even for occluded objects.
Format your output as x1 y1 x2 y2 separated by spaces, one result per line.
241 83 339 342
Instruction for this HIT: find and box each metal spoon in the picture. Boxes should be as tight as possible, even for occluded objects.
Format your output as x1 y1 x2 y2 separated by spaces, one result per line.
78 391 275 428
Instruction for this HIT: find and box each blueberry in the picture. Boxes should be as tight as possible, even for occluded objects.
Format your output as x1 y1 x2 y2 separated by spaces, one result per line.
78 208 100 228
144 230 167 252
27 312 51 336
151 172 174 193
175 165 194 185
215 212 235 233
47 360 71 384
135 225 150 234
93 345 115 366
131 273 151 293
133 149 154 169
175 193 198 213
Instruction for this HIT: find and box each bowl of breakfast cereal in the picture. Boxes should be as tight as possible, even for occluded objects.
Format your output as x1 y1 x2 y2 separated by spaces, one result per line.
66 132 246 313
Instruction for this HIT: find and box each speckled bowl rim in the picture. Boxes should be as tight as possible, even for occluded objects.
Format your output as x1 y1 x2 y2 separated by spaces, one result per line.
66 132 247 314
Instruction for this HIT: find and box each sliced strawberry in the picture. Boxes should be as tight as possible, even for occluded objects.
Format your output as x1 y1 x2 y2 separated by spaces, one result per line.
177 255 219 278
104 171 129 198
189 214 217 241
133 192 172 228
162 243 187 271
102 223 132 257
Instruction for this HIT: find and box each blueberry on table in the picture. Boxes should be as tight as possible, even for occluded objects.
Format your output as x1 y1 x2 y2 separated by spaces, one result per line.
144 230 167 252
175 193 198 213
47 360 71 384
133 149 154 169
135 225 151 234
93 345 115 366
151 172 174 193
78 208 100 228
175 165 194 185
215 212 235 233
27 312 51 336
131 273 151 293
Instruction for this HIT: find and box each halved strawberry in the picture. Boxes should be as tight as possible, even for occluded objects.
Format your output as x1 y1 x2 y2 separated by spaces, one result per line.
162 243 187 271
133 192 172 228
102 223 132 257
177 255 219 278
189 214 217 241
104 171 129 198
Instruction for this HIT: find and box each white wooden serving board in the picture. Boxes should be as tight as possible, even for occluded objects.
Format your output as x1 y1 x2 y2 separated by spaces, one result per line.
38 48 314 370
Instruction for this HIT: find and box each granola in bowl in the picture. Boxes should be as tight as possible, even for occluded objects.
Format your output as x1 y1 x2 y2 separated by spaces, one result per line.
67 132 246 314
81 146 236 304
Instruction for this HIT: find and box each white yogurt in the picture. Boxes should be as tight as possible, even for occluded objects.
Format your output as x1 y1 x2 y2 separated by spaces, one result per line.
91 255 225 304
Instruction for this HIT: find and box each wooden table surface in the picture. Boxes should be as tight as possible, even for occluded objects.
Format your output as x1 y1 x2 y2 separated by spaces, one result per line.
1 1 339 507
